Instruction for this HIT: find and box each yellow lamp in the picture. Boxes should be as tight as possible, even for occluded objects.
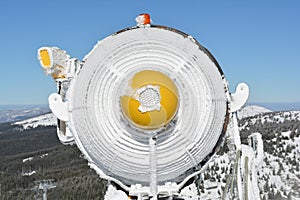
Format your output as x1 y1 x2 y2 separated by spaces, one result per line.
121 70 179 130
37 47 70 79
39 49 51 68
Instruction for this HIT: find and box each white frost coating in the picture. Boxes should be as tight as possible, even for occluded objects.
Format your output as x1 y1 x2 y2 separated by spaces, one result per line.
104 185 128 200
237 152 243 200
247 133 264 200
230 83 249 113
67 26 229 186
48 93 69 122
104 183 200 200
179 183 199 200
136 85 161 113
241 144 261 200
37 47 70 73
56 127 74 145
149 137 158 198
241 145 254 200
228 112 241 150
248 133 264 166
225 132 263 200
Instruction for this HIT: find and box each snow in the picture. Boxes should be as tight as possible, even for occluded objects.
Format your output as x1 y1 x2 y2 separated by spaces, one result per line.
201 109 300 199
200 155 230 199
0 107 50 123
14 113 56 129
23 153 49 163
40 153 48 158
21 153 50 178
104 185 128 200
179 183 200 200
282 131 291 137
237 110 300 199
22 170 36 176
104 183 200 200
238 105 272 119
239 110 300 130
9 105 300 199
259 111 300 124
23 157 34 163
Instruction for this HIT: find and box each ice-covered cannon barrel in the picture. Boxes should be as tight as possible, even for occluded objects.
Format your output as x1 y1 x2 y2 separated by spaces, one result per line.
38 15 249 196
70 25 230 185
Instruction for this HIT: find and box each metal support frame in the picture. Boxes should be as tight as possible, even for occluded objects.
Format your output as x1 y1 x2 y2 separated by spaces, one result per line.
149 136 158 200
39 15 265 200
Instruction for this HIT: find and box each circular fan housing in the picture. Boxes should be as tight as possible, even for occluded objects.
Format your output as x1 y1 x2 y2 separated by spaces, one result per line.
68 25 229 186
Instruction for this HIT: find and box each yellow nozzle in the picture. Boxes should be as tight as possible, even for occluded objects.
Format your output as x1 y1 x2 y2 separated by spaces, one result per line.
39 48 51 68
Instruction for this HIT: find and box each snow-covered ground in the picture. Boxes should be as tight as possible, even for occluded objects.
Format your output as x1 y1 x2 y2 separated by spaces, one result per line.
0 107 50 123
23 157 34 163
199 108 300 199
238 105 272 119
9 105 300 199
21 153 49 177
22 170 36 176
14 113 56 129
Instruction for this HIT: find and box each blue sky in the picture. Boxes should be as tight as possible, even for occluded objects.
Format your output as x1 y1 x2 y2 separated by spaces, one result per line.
0 0 299 105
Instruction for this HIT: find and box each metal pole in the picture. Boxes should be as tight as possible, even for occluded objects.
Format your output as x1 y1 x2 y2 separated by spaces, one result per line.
244 156 249 200
234 150 241 199
43 189 47 200
149 136 158 200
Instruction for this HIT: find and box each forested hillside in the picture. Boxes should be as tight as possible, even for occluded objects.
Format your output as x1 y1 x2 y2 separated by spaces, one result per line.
0 109 299 199
0 123 106 199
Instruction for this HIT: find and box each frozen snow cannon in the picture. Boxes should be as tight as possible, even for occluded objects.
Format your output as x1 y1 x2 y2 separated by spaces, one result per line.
38 14 249 198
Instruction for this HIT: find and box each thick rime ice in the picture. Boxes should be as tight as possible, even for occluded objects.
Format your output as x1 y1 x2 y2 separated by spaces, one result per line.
67 26 228 186
104 185 128 200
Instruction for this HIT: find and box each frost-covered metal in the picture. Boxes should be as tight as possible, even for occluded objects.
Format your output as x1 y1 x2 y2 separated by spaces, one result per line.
38 15 262 199
67 25 229 186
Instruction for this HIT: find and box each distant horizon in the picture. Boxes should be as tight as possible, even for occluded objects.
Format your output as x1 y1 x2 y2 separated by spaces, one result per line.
1 102 300 112
247 102 300 112
0 104 49 110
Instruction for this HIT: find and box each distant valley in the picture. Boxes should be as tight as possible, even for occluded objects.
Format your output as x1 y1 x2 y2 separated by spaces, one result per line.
0 106 50 123
0 105 299 199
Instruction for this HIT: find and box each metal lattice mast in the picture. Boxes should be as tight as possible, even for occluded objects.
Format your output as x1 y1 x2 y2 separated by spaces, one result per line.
32 180 56 200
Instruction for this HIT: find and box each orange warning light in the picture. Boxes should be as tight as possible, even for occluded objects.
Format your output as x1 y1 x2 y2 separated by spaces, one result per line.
136 13 151 26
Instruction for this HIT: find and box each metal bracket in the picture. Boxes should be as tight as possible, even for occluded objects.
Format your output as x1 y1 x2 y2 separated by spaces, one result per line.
230 83 249 113
48 93 69 122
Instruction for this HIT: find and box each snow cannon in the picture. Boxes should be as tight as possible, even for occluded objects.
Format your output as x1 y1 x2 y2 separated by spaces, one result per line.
38 14 250 199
